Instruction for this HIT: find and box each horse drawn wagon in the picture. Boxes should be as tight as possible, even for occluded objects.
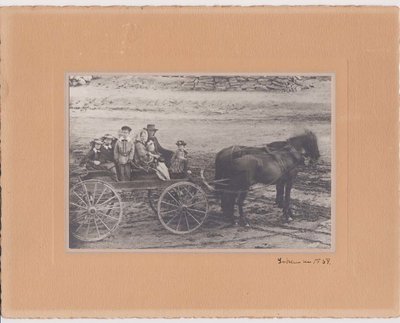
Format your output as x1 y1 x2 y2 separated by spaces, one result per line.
69 168 209 242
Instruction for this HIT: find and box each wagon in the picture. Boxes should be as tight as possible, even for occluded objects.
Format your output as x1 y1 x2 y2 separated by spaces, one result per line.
69 168 209 242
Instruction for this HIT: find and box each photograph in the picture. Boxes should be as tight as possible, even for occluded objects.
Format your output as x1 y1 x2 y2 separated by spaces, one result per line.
67 73 333 251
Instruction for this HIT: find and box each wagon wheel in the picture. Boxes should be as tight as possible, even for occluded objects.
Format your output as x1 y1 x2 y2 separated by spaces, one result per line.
157 182 208 234
69 179 123 242
148 189 163 214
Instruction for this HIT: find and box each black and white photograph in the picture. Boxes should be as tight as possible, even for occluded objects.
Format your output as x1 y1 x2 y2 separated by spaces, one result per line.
67 74 334 251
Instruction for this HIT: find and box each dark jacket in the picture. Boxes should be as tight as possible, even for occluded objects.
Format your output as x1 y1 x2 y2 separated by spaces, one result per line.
80 148 101 167
100 144 114 163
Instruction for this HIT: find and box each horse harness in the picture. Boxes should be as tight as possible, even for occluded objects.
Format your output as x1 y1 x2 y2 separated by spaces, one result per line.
230 142 302 174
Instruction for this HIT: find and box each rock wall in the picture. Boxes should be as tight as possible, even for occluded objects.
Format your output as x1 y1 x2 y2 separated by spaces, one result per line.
179 75 313 92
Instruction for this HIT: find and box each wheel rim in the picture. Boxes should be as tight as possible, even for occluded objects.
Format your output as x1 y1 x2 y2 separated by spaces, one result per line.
157 182 208 234
69 180 123 242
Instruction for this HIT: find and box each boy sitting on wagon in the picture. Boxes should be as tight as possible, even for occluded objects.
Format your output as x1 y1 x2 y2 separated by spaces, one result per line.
80 138 103 169
79 137 119 181
100 133 118 181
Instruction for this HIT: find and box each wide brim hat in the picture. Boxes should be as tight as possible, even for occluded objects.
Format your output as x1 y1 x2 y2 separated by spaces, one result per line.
144 124 158 132
92 138 103 145
121 126 132 132
176 140 187 146
102 133 114 140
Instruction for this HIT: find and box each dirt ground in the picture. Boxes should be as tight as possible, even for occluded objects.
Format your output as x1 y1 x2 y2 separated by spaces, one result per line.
69 76 332 250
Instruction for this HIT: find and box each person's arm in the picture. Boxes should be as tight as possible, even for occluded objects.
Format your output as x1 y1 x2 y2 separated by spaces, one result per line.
129 142 135 161
113 142 119 162
82 150 96 166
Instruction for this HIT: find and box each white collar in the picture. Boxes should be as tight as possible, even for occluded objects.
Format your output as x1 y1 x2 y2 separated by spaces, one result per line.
103 144 112 149
93 148 100 153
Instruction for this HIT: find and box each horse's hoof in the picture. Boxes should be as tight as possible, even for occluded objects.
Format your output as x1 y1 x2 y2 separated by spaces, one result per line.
239 218 250 227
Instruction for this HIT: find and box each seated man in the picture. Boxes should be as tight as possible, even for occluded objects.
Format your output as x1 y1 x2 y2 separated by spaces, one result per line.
144 124 174 167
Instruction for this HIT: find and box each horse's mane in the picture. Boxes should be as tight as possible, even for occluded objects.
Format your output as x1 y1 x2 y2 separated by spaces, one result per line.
288 129 317 141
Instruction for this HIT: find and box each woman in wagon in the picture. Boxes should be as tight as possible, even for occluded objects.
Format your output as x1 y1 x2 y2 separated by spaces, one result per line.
146 139 170 181
114 126 135 181
134 129 170 180
169 140 189 178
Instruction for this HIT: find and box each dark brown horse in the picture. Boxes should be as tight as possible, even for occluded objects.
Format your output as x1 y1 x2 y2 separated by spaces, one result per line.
214 130 320 226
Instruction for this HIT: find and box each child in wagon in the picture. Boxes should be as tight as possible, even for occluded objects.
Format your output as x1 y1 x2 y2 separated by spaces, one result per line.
169 140 189 178
79 138 103 169
114 126 135 181
100 133 118 181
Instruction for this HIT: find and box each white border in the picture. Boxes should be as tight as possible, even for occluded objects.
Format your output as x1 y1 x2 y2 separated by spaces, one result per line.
65 72 336 254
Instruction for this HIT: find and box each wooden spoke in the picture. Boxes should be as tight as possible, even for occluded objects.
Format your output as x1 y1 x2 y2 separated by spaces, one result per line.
93 181 98 202
176 213 183 231
184 213 190 230
98 210 119 221
93 217 101 238
186 210 201 225
97 195 117 207
73 190 88 207
96 214 112 231
160 208 178 215
71 211 87 223
82 182 91 206
85 217 92 238
165 213 180 226
95 186 108 205
70 202 87 210
161 200 180 208
186 207 207 215
167 191 182 206
74 219 86 233
186 200 207 208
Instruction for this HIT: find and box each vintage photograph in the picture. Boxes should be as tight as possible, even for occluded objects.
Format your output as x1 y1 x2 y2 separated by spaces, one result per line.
67 74 333 250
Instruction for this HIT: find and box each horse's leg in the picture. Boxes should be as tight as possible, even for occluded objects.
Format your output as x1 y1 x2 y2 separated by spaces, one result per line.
238 191 249 227
222 192 236 224
275 179 285 208
283 178 294 222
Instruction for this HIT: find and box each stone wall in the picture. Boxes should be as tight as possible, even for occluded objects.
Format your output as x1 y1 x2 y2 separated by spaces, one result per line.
179 75 313 92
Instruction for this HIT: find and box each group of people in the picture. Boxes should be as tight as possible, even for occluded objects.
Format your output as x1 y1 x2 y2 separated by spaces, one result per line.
79 124 189 181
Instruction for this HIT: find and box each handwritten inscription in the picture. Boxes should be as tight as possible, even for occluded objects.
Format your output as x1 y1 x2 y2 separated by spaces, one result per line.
277 257 331 265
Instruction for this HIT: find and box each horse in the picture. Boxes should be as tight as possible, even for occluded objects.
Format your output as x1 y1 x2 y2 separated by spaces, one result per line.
214 130 320 226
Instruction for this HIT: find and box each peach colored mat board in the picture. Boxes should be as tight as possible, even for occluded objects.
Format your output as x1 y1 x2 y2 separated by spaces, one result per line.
1 6 398 318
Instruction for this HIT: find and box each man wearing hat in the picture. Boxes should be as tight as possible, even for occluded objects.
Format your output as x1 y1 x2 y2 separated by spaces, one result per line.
114 126 135 181
144 124 174 167
99 134 118 181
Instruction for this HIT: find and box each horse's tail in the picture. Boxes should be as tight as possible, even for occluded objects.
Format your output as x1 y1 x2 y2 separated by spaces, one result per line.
215 146 233 182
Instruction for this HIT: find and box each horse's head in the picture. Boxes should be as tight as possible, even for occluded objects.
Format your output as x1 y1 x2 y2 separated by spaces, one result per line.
302 130 320 162
288 130 320 164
